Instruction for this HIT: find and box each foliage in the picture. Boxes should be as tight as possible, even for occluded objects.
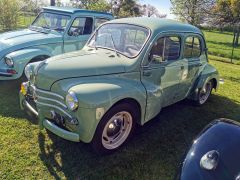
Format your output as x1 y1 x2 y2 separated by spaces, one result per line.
0 60 239 179
142 4 167 18
170 0 215 26
70 0 110 12
0 0 20 30
213 0 240 46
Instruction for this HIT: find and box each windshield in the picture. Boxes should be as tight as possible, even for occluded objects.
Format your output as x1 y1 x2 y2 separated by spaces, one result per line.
88 24 150 57
31 12 71 32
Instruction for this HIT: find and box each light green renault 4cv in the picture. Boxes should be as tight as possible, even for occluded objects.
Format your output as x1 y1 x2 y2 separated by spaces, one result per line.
20 17 219 154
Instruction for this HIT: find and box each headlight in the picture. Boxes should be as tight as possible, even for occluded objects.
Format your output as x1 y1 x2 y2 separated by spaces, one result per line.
66 91 78 111
4 57 14 67
24 64 33 80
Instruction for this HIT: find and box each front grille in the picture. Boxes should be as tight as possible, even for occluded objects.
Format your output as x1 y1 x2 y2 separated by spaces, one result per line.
33 86 72 119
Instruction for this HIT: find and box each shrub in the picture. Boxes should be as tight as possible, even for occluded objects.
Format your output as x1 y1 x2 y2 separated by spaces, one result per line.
0 0 20 30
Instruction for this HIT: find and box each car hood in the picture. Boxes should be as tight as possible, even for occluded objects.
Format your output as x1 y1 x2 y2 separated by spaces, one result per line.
178 119 240 180
0 28 62 58
36 49 126 90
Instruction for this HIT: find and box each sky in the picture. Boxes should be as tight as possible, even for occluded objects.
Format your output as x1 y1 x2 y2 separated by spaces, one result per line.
44 0 175 19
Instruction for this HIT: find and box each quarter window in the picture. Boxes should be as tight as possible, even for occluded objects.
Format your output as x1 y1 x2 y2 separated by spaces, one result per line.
150 36 181 64
184 36 202 58
68 17 93 36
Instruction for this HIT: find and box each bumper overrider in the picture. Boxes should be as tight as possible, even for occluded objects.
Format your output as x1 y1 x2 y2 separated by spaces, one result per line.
19 82 80 142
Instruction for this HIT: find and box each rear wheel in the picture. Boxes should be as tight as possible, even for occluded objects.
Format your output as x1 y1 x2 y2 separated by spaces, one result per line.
91 103 137 155
194 80 213 105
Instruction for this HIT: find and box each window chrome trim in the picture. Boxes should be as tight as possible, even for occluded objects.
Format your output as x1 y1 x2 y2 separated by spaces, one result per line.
37 95 67 109
36 101 72 118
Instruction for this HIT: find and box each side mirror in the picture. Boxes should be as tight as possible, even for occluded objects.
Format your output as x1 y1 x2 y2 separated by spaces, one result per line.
204 48 208 52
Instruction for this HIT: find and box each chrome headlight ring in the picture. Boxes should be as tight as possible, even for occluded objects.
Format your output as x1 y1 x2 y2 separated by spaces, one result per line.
66 91 79 111
4 56 14 67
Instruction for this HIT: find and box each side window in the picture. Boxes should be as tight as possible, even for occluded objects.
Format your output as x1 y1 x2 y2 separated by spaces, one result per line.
184 36 202 58
150 36 181 64
68 17 93 36
95 18 109 29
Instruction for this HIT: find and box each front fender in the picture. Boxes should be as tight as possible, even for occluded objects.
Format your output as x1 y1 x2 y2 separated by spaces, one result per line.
1 48 52 80
51 74 147 142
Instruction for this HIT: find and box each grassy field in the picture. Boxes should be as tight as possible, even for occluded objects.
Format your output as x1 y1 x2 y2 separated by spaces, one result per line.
0 60 239 179
203 30 240 63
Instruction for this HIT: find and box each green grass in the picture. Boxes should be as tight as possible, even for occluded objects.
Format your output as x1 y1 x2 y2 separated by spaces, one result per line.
0 60 239 179
204 30 240 62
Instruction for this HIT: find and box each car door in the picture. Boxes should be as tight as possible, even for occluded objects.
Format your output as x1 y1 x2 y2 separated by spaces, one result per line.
176 34 204 99
141 34 182 122
63 16 94 52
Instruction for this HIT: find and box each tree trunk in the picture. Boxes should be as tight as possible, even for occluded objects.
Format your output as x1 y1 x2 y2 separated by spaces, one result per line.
51 0 55 6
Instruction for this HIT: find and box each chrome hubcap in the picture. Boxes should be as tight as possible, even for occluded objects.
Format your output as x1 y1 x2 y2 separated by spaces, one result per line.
102 111 132 150
199 82 212 104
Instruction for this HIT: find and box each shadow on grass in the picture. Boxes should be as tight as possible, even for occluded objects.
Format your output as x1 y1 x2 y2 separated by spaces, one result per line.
0 78 38 124
38 94 240 179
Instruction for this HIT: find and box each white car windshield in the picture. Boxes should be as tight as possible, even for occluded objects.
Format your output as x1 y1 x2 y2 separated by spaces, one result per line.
31 12 70 32
88 23 150 57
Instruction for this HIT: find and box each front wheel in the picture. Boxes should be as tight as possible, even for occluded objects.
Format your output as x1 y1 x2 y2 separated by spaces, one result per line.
194 80 213 105
91 103 137 155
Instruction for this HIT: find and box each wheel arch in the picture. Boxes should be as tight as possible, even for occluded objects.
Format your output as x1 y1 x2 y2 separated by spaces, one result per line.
110 98 142 125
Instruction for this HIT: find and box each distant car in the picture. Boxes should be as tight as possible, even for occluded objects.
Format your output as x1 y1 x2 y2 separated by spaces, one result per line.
175 118 240 180
0 6 113 80
20 18 219 154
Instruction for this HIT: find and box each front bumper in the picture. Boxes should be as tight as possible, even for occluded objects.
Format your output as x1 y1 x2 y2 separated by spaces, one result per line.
19 91 38 116
0 68 17 77
43 119 80 142
19 84 81 142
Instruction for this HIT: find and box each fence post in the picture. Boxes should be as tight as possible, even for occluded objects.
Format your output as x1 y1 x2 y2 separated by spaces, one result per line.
231 26 235 64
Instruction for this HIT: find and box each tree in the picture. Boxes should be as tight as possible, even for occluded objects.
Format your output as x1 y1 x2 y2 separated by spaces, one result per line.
142 4 167 18
170 0 216 26
0 0 20 30
51 0 55 6
110 0 142 17
214 0 240 46
70 0 110 12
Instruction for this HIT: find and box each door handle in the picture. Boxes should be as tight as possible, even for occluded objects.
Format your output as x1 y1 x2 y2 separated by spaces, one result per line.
143 71 152 77
181 66 184 70
199 63 203 66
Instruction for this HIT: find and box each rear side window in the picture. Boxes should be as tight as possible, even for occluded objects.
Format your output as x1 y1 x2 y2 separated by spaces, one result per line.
68 17 93 36
184 36 202 58
150 36 181 64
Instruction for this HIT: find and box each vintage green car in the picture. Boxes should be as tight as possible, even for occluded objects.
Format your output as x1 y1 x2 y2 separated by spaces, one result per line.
0 6 113 80
20 18 219 154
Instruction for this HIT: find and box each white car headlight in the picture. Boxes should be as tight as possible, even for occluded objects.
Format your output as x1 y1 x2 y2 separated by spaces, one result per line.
24 64 33 80
4 57 14 67
66 91 78 111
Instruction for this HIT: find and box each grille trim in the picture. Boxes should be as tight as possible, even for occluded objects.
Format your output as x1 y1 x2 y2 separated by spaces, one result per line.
36 101 72 118
37 95 67 109
35 87 64 100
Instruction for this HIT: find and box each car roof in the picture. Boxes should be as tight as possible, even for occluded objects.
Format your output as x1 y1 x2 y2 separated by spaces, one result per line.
43 6 113 17
107 17 202 35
